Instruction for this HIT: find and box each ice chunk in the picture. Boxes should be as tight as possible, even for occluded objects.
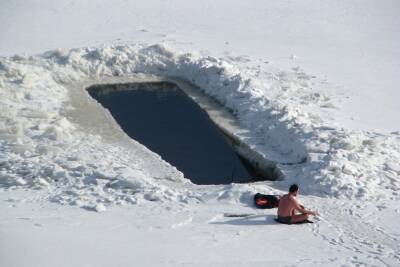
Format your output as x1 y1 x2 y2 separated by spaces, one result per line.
36 177 50 187
11 143 33 155
19 109 49 119
385 162 400 174
106 179 143 190
95 203 107 212
144 192 161 201
42 126 64 141
342 164 358 176
0 172 27 186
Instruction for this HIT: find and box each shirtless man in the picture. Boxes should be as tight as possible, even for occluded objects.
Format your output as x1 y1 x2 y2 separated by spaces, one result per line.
277 184 317 224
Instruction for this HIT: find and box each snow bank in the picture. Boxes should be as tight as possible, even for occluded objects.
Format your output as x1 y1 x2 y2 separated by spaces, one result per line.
0 44 399 208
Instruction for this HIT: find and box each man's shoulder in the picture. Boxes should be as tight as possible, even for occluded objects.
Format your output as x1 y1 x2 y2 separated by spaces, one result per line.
281 194 295 202
287 194 298 203
280 194 289 200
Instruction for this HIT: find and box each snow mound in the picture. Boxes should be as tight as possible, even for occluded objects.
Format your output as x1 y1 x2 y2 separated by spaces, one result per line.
0 44 399 207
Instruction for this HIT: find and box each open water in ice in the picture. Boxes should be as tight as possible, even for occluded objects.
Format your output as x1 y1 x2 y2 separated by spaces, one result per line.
88 82 258 184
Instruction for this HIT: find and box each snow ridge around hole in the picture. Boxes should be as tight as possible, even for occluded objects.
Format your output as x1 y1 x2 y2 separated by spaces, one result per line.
0 44 399 209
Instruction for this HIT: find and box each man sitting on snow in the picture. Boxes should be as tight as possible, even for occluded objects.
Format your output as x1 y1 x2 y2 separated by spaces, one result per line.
277 184 317 224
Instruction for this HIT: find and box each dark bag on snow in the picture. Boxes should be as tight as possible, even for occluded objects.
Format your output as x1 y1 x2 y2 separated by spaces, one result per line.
254 193 280 209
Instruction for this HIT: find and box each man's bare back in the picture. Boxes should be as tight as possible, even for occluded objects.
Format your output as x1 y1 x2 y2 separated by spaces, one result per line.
276 184 316 224
277 194 300 217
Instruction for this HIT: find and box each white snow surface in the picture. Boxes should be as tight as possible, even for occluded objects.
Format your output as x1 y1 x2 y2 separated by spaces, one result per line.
1 1 400 266
1 0 400 132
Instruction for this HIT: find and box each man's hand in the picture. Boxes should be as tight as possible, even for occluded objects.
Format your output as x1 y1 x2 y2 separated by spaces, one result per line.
307 210 318 216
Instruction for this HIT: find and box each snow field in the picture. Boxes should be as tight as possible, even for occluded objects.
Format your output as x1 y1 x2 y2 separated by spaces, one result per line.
1 1 399 266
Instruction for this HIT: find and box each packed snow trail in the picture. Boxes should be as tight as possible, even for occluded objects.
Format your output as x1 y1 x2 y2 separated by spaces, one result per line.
1 189 399 266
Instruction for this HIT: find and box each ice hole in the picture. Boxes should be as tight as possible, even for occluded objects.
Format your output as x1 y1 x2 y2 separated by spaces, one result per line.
87 82 275 184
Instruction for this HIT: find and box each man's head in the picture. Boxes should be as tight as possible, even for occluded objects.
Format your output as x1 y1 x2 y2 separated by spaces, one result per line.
289 184 299 196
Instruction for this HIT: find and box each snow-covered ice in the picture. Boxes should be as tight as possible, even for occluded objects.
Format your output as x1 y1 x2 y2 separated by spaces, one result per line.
0 1 399 266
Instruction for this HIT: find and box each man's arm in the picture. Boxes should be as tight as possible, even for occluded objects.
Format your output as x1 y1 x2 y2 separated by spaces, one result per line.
292 197 316 215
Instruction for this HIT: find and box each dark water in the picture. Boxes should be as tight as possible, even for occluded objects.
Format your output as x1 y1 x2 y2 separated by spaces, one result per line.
88 82 257 184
